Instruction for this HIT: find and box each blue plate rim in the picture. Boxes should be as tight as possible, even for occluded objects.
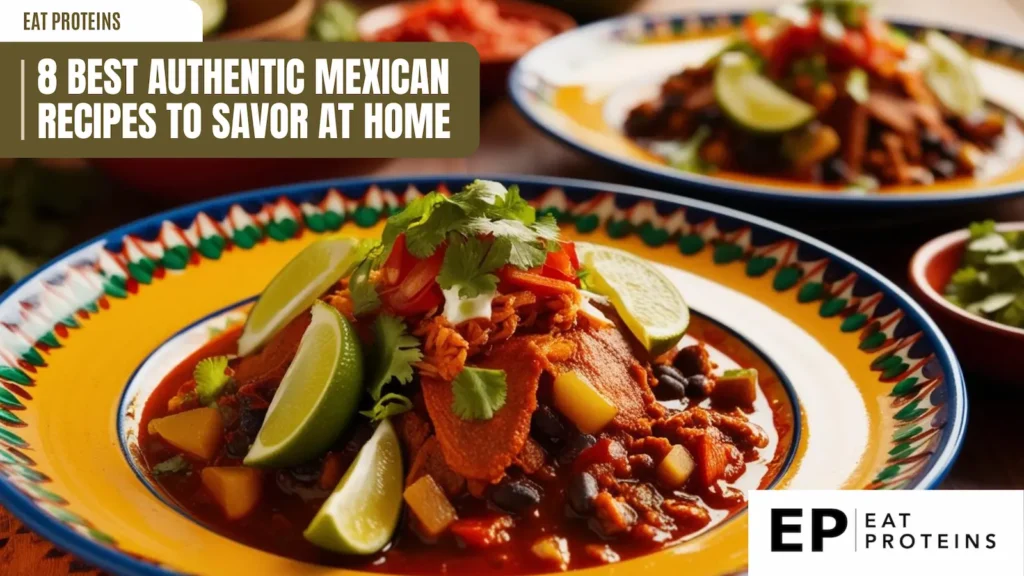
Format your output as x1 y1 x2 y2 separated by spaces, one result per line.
0 173 968 576
508 11 1024 207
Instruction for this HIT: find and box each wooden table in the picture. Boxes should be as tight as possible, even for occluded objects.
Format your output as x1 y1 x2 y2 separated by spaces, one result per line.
3 0 1024 573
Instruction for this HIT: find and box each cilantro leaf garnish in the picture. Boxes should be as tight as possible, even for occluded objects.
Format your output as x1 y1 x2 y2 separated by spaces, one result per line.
404 201 467 258
382 191 446 251
367 180 569 313
152 455 191 476
969 219 997 240
451 367 507 421
453 179 509 209
193 356 232 406
360 392 414 421
349 258 381 316
490 185 535 224
367 314 422 400
381 180 562 266
462 213 560 270
438 236 507 298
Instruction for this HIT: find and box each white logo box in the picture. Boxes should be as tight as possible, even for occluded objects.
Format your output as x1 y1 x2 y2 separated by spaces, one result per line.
749 490 1024 575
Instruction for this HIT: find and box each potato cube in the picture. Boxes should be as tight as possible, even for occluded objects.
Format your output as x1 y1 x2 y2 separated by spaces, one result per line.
657 444 696 489
531 535 570 570
712 368 758 407
404 475 458 538
552 371 617 434
201 467 263 520
148 407 223 460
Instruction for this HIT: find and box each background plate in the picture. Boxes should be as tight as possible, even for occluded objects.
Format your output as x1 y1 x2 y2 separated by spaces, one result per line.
510 12 1024 207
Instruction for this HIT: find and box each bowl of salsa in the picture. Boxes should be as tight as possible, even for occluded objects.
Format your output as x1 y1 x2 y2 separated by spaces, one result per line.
358 0 576 101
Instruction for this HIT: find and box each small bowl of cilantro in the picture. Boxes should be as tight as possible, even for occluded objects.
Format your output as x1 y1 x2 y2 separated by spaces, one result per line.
911 220 1024 383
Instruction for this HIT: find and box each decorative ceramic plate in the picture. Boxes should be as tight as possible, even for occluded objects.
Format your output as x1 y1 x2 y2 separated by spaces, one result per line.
0 175 965 575
509 12 1024 206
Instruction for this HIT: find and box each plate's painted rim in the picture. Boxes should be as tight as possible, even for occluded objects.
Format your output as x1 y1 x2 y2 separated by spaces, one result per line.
0 173 968 576
509 11 1024 207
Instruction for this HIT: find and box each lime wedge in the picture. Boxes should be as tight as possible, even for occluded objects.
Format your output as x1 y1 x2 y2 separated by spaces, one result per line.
192 0 228 36
304 419 403 554
924 30 983 117
244 301 363 468
577 243 689 356
714 51 816 133
238 238 363 357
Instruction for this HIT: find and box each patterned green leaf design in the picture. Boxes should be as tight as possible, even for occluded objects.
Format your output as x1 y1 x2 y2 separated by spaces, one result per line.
0 366 32 386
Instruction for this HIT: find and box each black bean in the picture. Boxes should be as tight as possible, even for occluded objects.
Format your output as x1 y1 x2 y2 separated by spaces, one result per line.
531 405 566 446
239 408 266 439
569 472 599 515
559 433 597 466
672 346 707 377
653 365 687 401
289 461 321 483
930 158 958 179
685 374 712 398
490 478 542 514
654 364 684 382
224 433 249 459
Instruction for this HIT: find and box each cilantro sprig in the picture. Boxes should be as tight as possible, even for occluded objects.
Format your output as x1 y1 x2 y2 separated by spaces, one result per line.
361 393 414 421
349 258 381 316
437 237 508 298
359 314 422 422
451 367 507 421
193 356 232 406
367 314 422 399
380 180 561 271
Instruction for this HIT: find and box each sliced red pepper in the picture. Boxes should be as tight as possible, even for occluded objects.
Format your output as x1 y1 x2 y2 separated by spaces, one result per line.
560 241 580 270
385 248 445 315
381 233 412 286
542 250 576 284
498 268 577 297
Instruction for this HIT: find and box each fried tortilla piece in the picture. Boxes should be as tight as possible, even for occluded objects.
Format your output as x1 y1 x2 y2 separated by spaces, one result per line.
422 337 545 481
233 310 311 389
407 437 466 498
554 327 657 434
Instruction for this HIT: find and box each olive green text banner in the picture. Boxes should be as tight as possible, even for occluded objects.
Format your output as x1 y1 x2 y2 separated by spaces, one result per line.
0 42 480 158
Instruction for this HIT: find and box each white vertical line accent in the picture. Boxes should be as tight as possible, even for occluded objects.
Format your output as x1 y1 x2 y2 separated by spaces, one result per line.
20 59 25 141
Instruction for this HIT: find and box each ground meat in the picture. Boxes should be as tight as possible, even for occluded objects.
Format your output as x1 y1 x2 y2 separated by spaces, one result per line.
655 407 768 450
663 498 711 530
592 492 638 537
671 344 715 378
